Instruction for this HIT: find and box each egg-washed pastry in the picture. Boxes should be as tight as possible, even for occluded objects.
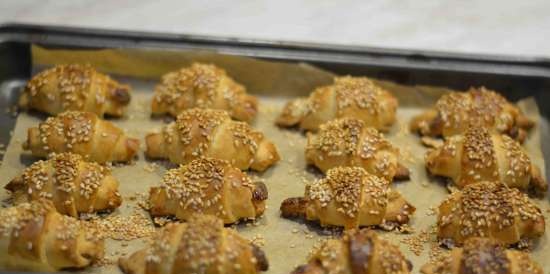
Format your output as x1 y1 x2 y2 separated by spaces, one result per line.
151 63 258 122
5 152 122 217
0 199 103 271
277 76 398 132
145 108 279 171
292 229 412 274
410 87 533 142
149 157 267 224
119 214 269 274
306 118 409 181
426 126 547 195
436 181 545 246
22 111 140 163
421 237 543 274
280 166 415 230
19 64 131 117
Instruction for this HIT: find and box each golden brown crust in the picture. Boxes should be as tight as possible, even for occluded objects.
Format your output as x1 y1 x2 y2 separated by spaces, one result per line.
148 157 267 224
426 126 547 194
0 200 103 271
281 167 415 229
151 63 258 122
19 64 131 117
5 152 122 217
22 111 139 163
306 118 409 181
421 238 543 274
118 214 268 274
436 181 545 246
410 87 533 142
292 229 412 274
277 76 398 132
145 108 279 171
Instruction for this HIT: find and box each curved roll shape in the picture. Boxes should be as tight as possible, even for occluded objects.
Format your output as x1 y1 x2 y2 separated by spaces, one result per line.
425 126 547 194
306 118 409 181
149 157 267 224
5 152 122 217
119 214 269 274
277 76 398 132
436 181 545 246
0 199 104 271
410 87 533 142
145 108 279 171
151 63 258 122
421 237 543 274
23 111 140 163
291 229 412 274
280 167 415 230
19 64 131 117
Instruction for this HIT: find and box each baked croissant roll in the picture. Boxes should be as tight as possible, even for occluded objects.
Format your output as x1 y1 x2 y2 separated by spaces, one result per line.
149 157 267 224
5 152 122 217
19 64 131 117
0 199 104 271
437 181 545 246
425 126 547 194
280 167 415 229
23 111 140 163
421 237 543 274
306 118 409 181
410 87 533 142
119 214 269 274
292 229 412 274
145 108 279 171
151 63 258 122
276 76 398 132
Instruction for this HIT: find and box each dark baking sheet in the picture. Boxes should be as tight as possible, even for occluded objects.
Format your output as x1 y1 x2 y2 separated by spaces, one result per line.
0 23 550 274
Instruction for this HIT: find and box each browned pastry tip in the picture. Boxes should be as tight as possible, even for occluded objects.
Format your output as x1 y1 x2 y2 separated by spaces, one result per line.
253 181 269 201
280 197 307 218
394 163 411 181
251 244 269 272
110 85 131 104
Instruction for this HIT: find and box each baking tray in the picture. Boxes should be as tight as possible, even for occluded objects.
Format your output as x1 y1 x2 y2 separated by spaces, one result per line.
1 23 550 274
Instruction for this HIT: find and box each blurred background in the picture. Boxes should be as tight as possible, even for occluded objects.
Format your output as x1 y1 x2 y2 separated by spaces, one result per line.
1 0 550 56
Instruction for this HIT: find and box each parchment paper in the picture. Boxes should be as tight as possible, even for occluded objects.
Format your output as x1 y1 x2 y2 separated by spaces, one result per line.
0 46 548 274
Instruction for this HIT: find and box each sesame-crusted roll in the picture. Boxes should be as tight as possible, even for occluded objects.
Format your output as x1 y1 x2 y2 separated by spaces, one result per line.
276 76 398 132
149 157 267 224
410 87 533 142
292 229 412 274
151 63 258 122
280 166 415 230
306 118 409 181
145 108 280 171
119 214 269 274
5 152 122 217
22 111 140 163
421 237 543 274
19 64 131 117
0 199 104 271
426 126 547 195
436 181 545 247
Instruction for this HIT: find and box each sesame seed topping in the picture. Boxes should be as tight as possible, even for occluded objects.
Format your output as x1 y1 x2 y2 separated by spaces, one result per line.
153 63 249 118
